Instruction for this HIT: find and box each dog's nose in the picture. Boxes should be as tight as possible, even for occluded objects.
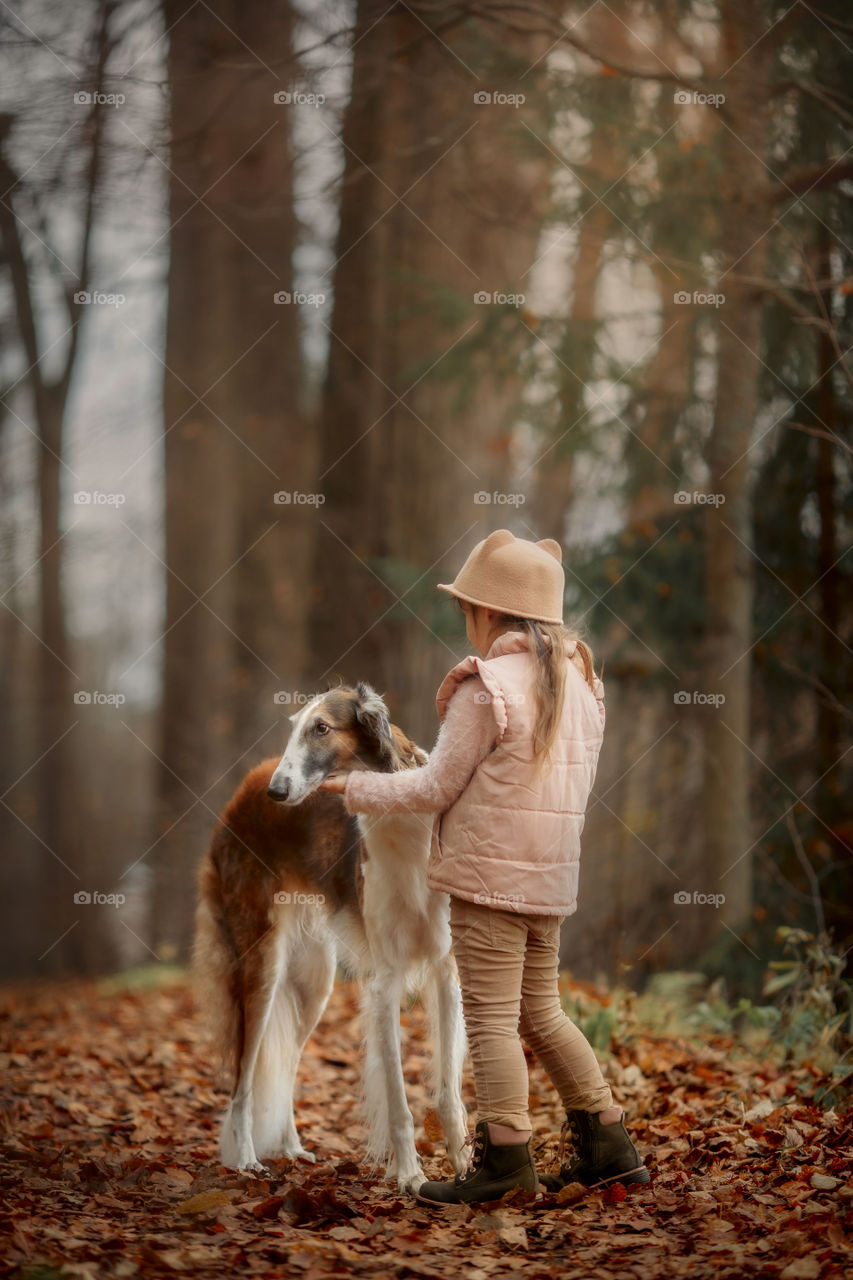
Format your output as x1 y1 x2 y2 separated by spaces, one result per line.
267 778 290 802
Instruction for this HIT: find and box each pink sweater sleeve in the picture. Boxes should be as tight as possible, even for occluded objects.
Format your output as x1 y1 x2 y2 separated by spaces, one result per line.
343 677 497 816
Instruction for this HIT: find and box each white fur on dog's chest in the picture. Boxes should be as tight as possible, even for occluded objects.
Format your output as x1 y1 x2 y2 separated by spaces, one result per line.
357 811 448 973
358 810 432 861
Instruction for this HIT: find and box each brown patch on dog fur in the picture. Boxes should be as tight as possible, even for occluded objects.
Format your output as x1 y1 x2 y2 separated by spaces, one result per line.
390 724 428 769
194 689 425 1090
194 757 364 1080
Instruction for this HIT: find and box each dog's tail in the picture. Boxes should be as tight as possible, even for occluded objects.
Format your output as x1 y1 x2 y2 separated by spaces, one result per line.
193 849 244 1086
195 845 338 1165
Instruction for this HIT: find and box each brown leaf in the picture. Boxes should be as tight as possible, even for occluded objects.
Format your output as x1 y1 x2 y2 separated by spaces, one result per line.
552 1180 587 1206
423 1107 444 1142
251 1194 284 1219
176 1190 232 1215
780 1259 821 1280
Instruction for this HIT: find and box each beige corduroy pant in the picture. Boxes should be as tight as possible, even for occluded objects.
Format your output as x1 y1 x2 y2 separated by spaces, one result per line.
450 896 614 1131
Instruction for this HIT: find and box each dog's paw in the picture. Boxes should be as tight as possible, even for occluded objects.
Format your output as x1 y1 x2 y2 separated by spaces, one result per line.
237 1159 267 1177
265 1141 316 1163
384 1149 422 1185
397 1171 425 1197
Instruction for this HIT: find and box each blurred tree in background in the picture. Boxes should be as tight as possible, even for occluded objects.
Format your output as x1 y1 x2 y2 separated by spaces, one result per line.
307 1 558 743
152 0 309 955
0 0 850 991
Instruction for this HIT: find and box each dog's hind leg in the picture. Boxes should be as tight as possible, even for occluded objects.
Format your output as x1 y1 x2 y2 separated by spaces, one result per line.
261 917 336 1162
362 973 422 1195
423 951 468 1175
222 931 285 1174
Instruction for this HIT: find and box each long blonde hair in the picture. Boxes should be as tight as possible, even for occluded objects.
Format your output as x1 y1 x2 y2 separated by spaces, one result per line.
511 617 597 772
459 599 597 772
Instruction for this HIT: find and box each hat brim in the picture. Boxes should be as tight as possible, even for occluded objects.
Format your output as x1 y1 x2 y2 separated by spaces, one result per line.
437 582 563 627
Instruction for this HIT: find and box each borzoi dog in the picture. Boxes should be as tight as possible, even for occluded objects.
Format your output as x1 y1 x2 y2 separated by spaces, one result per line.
194 684 467 1193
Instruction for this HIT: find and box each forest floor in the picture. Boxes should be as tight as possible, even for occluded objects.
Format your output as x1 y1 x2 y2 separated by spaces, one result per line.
1 972 851 1280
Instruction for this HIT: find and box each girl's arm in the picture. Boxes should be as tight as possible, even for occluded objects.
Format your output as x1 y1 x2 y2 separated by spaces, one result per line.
342 677 496 816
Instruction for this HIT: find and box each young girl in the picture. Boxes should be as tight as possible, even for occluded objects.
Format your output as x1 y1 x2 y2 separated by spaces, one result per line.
320 530 648 1205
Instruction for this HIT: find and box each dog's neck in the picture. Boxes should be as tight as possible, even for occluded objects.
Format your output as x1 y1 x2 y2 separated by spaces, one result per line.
356 809 433 862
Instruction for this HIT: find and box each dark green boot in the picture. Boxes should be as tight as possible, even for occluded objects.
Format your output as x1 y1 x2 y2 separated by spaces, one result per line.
416 1120 539 1206
540 1109 649 1192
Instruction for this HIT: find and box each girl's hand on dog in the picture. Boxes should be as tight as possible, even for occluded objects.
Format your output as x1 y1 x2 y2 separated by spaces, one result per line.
319 774 347 795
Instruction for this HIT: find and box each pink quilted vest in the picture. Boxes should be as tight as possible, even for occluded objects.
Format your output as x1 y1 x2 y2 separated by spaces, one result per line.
427 631 605 916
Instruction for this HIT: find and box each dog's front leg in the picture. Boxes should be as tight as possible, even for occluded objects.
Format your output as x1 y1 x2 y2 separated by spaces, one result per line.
424 951 469 1175
226 1088 265 1175
363 975 422 1195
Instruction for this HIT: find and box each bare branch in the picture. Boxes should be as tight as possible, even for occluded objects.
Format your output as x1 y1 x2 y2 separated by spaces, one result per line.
741 259 853 400
786 421 853 457
451 1 713 88
801 5 853 37
785 810 827 937
779 655 853 723
776 78 853 129
0 142 45 403
778 156 853 196
59 0 115 395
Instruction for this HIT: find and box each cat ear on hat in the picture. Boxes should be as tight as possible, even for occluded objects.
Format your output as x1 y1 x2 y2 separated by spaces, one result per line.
482 529 515 550
536 538 563 563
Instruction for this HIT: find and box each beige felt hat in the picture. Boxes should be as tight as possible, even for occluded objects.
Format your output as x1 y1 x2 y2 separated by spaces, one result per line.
438 529 565 625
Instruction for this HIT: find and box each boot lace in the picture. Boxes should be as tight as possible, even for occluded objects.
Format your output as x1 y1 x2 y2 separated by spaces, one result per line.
557 1113 582 1169
457 1130 485 1183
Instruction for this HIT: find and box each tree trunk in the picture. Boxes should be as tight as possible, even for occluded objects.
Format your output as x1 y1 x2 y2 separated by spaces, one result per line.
36 386 84 971
704 6 771 935
152 0 302 956
532 116 612 541
814 226 841 807
0 141 82 974
308 2 554 744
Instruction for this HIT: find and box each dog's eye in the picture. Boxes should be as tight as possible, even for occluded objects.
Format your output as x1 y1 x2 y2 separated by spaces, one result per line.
315 721 330 735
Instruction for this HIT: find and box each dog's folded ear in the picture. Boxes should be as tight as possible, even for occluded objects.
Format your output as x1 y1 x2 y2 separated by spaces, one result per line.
355 682 393 746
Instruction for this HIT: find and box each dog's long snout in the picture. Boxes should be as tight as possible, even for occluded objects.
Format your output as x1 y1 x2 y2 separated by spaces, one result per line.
267 777 291 802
